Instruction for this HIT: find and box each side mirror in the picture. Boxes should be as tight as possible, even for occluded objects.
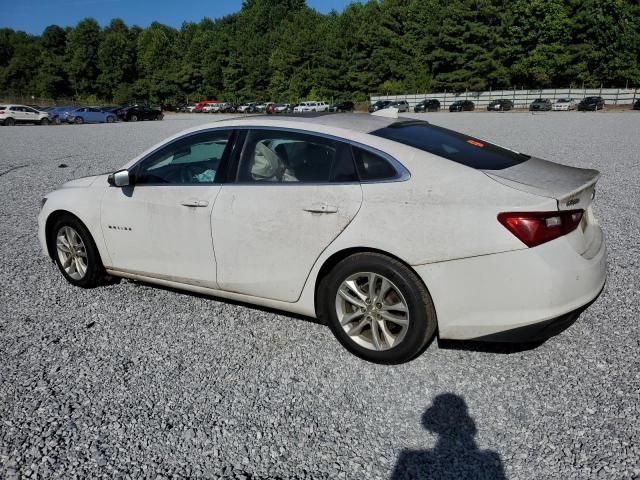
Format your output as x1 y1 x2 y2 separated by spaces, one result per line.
108 169 131 187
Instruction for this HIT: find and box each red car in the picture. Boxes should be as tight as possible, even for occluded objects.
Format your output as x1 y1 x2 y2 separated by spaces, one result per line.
194 99 218 113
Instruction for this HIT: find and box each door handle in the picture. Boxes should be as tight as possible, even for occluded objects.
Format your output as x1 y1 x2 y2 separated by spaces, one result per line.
181 199 209 207
303 204 338 214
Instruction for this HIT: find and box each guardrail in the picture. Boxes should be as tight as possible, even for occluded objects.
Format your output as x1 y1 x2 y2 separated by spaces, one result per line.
370 88 639 108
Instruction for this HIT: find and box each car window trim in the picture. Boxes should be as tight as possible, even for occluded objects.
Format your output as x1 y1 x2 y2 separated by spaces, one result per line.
129 128 239 187
229 126 410 186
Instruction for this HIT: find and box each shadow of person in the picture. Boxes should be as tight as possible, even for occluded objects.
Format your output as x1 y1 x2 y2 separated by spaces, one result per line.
392 394 506 479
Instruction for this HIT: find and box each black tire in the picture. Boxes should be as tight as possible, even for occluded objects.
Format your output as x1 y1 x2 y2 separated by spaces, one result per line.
320 252 437 364
4 117 15 126
50 214 105 288
157 113 164 120
74 116 84 124
106 115 115 123
40 117 50 125
130 114 138 122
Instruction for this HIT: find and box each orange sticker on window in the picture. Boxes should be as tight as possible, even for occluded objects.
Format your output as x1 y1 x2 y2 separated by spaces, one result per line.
466 139 485 148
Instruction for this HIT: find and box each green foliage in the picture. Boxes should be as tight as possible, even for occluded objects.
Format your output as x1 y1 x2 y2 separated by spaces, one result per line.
1 0 639 103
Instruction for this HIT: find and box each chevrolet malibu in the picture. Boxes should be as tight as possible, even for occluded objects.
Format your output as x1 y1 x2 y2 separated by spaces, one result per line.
38 114 606 364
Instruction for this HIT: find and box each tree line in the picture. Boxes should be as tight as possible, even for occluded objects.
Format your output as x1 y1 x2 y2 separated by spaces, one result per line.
1 0 639 105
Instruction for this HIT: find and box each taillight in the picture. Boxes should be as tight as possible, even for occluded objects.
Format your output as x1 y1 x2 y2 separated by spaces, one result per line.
497 210 584 248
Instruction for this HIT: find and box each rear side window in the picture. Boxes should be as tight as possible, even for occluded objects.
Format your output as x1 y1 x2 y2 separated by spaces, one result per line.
352 146 397 181
371 121 529 170
238 130 357 183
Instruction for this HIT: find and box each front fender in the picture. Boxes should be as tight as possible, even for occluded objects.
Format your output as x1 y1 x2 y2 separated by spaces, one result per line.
38 184 110 265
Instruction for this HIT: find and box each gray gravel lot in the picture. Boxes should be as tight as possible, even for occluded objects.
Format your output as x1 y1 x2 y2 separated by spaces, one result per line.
1 112 638 479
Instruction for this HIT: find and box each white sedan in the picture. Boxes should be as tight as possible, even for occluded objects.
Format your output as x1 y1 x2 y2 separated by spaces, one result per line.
294 101 329 113
38 115 606 364
552 98 577 111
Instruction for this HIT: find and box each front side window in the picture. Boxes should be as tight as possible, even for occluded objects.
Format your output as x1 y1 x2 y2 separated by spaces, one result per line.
135 130 232 185
237 130 357 183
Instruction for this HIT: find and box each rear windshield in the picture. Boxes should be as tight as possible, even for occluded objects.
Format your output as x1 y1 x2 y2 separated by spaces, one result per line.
371 121 530 170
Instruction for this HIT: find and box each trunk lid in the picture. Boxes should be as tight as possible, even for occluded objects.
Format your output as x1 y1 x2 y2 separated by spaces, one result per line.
483 157 599 211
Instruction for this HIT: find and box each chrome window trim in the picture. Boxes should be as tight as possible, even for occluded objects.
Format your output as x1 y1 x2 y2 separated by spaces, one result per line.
231 125 411 185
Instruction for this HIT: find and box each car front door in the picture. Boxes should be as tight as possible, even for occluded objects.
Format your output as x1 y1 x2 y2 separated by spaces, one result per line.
100 129 235 288
212 128 363 302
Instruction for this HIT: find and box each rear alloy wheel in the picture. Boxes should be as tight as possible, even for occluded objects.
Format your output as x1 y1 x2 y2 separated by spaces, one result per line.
74 116 84 124
130 114 138 122
51 215 104 288
106 115 115 123
4 117 15 126
40 117 50 126
322 253 437 364
157 113 164 120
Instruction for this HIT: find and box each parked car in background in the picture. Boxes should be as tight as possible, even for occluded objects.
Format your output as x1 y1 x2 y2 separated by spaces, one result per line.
578 96 605 111
116 105 163 122
634 99 640 110
0 104 52 125
294 101 329 113
202 104 217 113
487 99 514 111
42 106 65 124
529 98 552 111
221 103 238 113
194 100 218 113
414 99 440 112
449 100 475 112
552 98 577 111
285 103 299 113
389 100 410 112
369 100 392 113
61 107 117 124
329 101 354 113
238 103 258 113
266 103 289 114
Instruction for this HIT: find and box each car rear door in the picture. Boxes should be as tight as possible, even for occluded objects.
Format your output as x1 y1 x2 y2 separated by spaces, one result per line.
211 128 363 302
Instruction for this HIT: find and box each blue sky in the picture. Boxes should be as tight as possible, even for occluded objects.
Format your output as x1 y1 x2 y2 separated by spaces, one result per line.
0 0 359 35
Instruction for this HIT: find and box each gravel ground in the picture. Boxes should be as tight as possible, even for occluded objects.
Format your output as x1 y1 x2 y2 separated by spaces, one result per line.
0 112 638 479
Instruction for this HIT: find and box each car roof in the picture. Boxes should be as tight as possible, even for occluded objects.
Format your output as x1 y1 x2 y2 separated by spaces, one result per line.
219 113 398 134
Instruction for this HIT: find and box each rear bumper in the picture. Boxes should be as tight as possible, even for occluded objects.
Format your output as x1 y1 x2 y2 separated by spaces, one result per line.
414 226 607 341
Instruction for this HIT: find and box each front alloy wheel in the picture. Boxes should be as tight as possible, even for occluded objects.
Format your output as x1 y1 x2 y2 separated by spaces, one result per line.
56 226 88 280
51 215 104 288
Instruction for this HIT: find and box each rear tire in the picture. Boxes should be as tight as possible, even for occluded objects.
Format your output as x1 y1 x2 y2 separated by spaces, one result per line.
40 118 50 125
4 117 15 126
320 253 437 364
74 117 83 124
50 215 105 288
130 114 138 122
107 116 115 123
157 113 164 120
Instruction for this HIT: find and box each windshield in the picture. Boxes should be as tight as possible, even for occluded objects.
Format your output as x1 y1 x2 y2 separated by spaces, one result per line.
371 121 530 170
557 98 571 103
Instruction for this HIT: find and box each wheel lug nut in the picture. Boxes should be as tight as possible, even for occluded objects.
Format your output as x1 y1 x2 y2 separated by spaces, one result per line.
365 298 371 304
376 303 382 309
